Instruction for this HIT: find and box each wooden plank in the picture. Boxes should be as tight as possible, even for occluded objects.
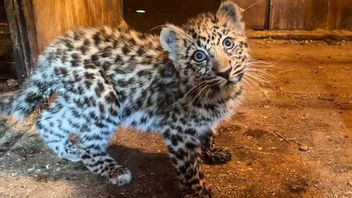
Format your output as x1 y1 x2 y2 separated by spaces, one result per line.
270 0 352 30
32 0 123 51
270 0 322 30
326 0 352 30
247 29 352 41
14 0 34 74
22 0 39 62
4 0 27 79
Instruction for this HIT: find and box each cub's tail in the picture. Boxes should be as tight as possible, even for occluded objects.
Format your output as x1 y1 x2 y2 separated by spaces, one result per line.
0 68 55 120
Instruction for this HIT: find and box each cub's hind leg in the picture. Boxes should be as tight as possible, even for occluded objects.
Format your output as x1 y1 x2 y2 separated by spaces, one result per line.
37 92 131 185
73 111 132 185
37 100 81 162
37 68 131 185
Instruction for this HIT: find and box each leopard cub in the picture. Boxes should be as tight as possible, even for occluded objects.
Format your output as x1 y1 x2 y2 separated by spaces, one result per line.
1 1 250 197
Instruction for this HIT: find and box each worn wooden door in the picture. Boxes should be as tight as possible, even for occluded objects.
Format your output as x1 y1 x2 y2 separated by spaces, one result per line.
5 0 124 79
30 0 124 55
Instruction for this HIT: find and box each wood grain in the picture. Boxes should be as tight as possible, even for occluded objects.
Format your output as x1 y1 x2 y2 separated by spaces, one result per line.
270 0 352 30
32 0 123 51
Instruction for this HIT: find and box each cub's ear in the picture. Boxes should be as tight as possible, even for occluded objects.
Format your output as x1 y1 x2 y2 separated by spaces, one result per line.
160 25 183 61
217 1 244 30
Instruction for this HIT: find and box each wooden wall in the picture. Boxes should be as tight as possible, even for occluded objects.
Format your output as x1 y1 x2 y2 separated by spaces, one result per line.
125 0 352 31
23 0 352 51
270 0 352 30
30 0 123 53
231 0 352 30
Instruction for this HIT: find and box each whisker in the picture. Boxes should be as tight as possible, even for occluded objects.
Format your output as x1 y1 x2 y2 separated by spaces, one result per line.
147 24 167 33
242 79 253 88
245 74 271 85
241 0 261 13
242 78 259 89
243 77 266 90
192 79 223 105
246 72 270 82
245 62 278 68
247 58 274 64
245 69 275 78
192 84 210 105
183 79 218 103
178 30 198 46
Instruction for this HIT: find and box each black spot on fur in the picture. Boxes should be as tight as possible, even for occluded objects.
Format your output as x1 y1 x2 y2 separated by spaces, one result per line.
160 63 176 78
136 48 145 56
115 55 122 63
59 67 68 76
94 82 105 97
25 92 42 103
137 70 152 77
122 46 130 55
186 142 197 150
102 62 111 71
93 32 102 46
102 47 113 57
84 80 92 89
80 45 89 55
83 39 91 46
185 129 196 136
99 103 105 113
91 54 99 62
84 72 95 80
105 91 118 105
84 64 95 69
171 134 183 146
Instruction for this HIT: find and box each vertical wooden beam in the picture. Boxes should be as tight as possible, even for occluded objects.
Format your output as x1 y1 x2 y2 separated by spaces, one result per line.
22 0 39 63
264 0 271 30
4 0 28 80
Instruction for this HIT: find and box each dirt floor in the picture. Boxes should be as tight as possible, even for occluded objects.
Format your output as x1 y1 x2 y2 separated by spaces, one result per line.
0 39 351 198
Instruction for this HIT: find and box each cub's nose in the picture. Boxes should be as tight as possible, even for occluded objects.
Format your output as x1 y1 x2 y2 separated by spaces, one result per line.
217 68 231 79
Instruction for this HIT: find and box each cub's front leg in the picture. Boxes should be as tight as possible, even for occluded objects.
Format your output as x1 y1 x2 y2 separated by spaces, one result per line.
163 128 211 198
200 130 232 165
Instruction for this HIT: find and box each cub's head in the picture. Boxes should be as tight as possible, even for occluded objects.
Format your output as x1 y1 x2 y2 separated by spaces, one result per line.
160 1 249 97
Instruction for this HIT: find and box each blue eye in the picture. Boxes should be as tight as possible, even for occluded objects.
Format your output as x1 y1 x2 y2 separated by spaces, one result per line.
223 37 234 49
193 50 207 62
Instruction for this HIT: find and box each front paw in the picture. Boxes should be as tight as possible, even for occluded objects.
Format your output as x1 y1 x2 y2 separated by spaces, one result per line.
183 186 212 198
201 146 232 165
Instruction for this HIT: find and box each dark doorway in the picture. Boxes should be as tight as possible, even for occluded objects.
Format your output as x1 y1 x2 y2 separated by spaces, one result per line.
123 0 221 33
0 0 15 79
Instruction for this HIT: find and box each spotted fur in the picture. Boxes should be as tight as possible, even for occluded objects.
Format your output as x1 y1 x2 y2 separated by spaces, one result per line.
0 1 250 197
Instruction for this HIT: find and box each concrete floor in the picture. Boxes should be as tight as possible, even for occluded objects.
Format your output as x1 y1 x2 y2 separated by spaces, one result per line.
0 39 351 198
